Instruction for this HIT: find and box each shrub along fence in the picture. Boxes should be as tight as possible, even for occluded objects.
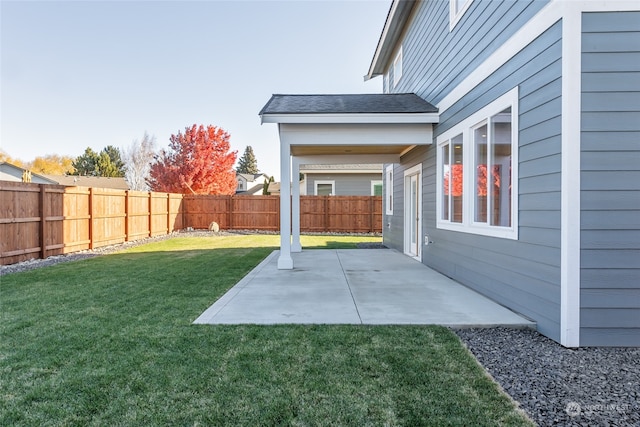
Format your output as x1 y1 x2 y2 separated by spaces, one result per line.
1 181 382 265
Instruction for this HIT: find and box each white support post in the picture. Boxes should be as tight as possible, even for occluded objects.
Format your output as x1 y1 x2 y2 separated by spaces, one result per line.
292 157 302 252
278 127 294 269
560 3 581 347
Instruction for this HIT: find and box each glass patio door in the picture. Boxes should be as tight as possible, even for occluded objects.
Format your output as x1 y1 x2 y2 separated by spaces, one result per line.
405 170 421 259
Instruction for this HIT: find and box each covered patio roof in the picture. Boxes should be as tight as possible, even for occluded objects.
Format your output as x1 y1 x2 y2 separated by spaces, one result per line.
259 93 438 269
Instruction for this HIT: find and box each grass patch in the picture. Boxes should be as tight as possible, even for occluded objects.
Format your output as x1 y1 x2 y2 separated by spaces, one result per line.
1 234 532 426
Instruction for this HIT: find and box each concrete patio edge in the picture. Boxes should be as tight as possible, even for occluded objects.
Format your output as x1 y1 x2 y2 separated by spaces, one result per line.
193 250 280 324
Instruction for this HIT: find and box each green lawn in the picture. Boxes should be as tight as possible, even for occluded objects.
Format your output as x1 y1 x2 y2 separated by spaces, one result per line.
1 234 533 426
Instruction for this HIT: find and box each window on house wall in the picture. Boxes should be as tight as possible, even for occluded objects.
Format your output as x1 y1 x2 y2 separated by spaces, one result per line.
437 87 518 239
237 179 244 191
371 180 383 196
450 0 472 30
441 134 464 223
385 165 393 215
315 181 334 196
393 46 403 88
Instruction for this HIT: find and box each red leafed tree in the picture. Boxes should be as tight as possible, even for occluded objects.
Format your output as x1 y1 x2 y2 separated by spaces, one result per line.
149 124 237 194
444 164 463 197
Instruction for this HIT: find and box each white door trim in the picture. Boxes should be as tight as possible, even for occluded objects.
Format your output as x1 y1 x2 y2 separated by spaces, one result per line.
404 163 422 261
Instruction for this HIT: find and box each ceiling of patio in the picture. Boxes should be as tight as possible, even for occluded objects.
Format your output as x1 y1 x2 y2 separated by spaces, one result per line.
290 144 412 156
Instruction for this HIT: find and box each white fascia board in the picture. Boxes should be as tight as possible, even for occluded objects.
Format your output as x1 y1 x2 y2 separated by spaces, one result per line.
366 0 400 80
300 169 383 174
366 0 416 80
294 154 401 165
580 1 639 12
260 113 439 125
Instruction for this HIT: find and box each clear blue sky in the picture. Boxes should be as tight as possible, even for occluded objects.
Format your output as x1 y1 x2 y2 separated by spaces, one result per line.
1 0 389 179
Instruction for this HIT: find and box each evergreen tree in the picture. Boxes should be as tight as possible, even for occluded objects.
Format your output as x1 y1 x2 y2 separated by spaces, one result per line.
236 146 259 174
262 176 274 195
101 145 125 177
72 146 125 177
72 147 99 176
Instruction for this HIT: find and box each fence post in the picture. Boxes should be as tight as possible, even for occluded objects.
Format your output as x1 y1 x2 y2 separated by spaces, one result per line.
324 196 329 232
276 195 280 231
124 190 130 242
88 187 94 250
166 193 171 234
228 195 233 230
182 195 187 230
39 185 46 259
148 192 153 237
370 196 374 233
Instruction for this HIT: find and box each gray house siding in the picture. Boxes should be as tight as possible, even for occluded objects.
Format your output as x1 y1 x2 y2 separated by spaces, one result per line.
305 173 381 196
580 11 640 346
385 19 564 340
390 0 549 105
384 146 428 252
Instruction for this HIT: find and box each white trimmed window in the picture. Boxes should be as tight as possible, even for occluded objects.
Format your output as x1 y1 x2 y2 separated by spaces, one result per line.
315 180 335 196
393 46 403 87
450 0 472 30
437 87 519 239
371 180 383 196
385 165 393 215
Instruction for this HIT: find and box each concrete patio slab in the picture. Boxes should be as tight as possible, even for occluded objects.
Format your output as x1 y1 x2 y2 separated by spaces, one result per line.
194 249 535 328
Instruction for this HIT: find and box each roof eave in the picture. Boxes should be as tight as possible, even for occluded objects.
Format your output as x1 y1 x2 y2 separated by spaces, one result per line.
365 0 417 81
260 112 439 124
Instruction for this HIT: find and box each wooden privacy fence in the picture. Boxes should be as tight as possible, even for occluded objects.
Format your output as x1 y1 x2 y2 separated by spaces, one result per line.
183 195 281 231
1 182 184 265
63 187 184 254
182 195 382 233
300 196 382 233
0 182 66 265
1 182 382 265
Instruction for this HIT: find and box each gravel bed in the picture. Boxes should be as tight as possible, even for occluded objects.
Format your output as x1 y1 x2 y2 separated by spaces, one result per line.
455 327 639 426
356 242 387 249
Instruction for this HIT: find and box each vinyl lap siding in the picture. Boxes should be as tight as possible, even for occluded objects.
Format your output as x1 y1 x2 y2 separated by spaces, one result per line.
426 22 564 341
392 0 549 105
383 147 429 252
383 164 403 250
306 173 381 196
580 12 640 346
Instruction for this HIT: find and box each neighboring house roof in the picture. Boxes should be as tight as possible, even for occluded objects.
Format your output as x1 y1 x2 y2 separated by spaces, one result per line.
260 93 437 116
267 182 280 194
0 162 129 189
237 173 268 182
366 0 417 80
301 164 383 174
43 175 130 190
266 181 305 195
236 172 270 195
0 162 58 184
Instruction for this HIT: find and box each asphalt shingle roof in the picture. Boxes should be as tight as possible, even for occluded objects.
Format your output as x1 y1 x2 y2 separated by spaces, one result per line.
259 94 437 115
